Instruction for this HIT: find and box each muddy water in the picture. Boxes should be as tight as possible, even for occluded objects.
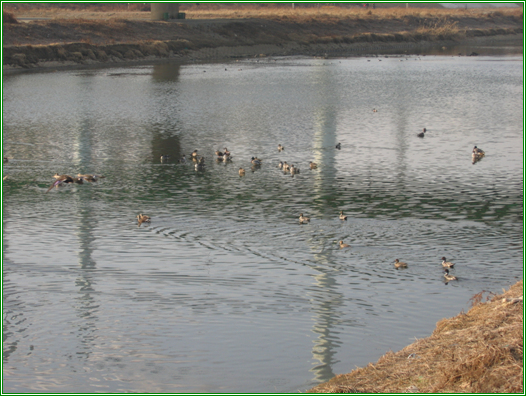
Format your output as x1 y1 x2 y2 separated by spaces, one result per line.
2 52 523 392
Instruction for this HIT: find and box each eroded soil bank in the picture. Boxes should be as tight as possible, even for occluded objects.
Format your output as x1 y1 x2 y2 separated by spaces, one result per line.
3 14 523 73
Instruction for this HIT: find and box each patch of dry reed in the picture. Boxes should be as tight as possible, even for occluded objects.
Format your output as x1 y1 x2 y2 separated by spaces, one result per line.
308 281 523 393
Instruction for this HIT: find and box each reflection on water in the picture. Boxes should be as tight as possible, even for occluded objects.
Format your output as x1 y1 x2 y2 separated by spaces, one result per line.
2 51 523 393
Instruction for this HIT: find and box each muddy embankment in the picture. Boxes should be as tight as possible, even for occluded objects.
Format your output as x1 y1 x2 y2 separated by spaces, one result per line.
2 14 523 72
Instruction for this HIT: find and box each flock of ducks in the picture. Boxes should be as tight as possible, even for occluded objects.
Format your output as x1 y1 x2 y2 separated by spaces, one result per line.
390 256 457 283
32 124 483 281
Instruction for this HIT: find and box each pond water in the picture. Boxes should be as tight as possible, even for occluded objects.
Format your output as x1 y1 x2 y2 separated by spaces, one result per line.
2 51 523 393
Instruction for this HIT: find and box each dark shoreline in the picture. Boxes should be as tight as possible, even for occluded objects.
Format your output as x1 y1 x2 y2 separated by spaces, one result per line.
3 32 522 75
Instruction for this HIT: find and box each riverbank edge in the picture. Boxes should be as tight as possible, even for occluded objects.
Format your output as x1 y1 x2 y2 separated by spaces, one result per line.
308 280 523 393
3 29 523 75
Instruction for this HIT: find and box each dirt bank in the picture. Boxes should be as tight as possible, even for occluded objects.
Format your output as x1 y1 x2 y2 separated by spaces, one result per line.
2 10 523 72
308 280 523 393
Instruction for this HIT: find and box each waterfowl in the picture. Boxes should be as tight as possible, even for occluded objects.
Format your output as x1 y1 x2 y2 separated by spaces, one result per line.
195 157 205 171
393 259 408 269
137 213 151 227
46 174 76 193
215 150 224 157
278 161 283 169
335 143 341 150
472 146 485 155
77 174 104 182
191 150 199 160
251 157 262 166
444 269 457 281
372 108 378 112
223 148 231 157
299 213 310 224
282 162 290 171
417 128 426 138
239 167 245 176
278 144 284 152
160 154 170 162
290 165 297 175
441 257 455 268
339 211 347 220
180 155 187 163
339 240 351 249
309 162 318 170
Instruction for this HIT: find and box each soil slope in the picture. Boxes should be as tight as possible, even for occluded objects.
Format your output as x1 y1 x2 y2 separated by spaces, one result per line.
2 11 523 71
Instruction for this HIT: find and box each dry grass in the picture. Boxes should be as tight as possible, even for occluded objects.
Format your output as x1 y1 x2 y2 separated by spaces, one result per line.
308 280 523 393
3 3 523 23
182 5 522 23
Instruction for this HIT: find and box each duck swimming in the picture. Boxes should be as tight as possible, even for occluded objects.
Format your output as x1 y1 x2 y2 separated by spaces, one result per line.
195 157 205 171
335 143 341 150
239 167 245 176
299 213 310 224
160 154 170 162
278 161 283 169
137 213 151 227
309 162 318 170
278 144 284 152
46 174 77 193
339 240 350 249
393 259 408 269
472 146 485 155
441 257 455 268
77 174 105 182
251 157 262 166
339 211 347 220
417 128 426 138
444 269 457 281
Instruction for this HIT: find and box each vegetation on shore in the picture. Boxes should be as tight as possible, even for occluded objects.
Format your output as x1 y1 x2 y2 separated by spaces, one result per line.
308 281 523 393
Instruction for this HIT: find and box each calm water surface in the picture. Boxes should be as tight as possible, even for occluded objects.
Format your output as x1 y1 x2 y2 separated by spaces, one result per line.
2 53 523 393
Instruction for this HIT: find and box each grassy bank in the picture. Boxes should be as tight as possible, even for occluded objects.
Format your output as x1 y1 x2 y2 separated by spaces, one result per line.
308 280 523 393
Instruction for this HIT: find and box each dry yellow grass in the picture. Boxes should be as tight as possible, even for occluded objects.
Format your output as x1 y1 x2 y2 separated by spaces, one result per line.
308 280 523 393
183 6 522 23
3 3 522 23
